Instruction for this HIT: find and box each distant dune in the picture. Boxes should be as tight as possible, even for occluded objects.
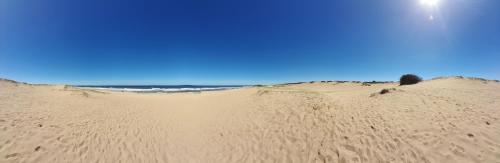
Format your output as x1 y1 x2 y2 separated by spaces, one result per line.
1 77 499 162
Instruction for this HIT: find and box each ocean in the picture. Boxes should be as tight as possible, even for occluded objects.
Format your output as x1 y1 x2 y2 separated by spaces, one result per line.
76 85 245 93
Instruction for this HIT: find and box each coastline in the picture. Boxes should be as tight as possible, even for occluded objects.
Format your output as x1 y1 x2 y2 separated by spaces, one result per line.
76 85 246 93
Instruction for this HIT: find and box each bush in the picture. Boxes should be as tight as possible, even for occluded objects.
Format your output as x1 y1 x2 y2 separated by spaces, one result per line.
399 74 422 85
379 88 396 94
380 89 390 94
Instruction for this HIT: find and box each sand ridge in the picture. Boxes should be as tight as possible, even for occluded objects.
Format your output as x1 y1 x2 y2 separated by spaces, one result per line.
1 77 499 162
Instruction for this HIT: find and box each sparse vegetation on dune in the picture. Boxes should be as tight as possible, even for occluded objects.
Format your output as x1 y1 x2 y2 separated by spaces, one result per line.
0 78 19 83
0 78 28 85
380 89 390 94
432 76 499 83
379 88 396 94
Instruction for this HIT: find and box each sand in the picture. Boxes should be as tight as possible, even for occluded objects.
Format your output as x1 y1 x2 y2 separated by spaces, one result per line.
1 77 500 163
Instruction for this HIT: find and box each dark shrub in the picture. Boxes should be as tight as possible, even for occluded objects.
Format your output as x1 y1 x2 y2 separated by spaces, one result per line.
380 89 390 94
399 74 422 85
379 88 396 95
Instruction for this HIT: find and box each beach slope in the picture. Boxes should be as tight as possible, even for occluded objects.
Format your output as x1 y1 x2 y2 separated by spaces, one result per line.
1 77 499 162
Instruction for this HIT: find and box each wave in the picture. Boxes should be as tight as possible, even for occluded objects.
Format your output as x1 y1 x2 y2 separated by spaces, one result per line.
77 86 243 93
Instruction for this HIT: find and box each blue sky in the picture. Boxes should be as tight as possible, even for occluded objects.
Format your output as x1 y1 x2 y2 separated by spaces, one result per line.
1 0 499 85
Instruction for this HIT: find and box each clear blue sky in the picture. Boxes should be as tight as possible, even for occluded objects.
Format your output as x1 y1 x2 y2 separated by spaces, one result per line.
1 0 499 85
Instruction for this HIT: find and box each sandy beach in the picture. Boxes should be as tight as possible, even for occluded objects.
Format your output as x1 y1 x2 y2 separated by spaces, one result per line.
1 77 499 163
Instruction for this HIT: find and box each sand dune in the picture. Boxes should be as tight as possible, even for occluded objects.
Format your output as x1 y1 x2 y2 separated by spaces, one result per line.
1 77 499 162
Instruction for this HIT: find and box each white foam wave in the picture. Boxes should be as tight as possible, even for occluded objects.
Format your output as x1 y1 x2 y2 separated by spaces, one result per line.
77 87 241 93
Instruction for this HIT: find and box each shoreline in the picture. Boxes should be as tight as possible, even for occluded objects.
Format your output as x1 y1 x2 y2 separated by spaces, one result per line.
76 85 246 93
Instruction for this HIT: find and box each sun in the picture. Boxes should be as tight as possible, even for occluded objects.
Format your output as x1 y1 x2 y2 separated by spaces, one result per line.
420 0 439 7
419 0 441 20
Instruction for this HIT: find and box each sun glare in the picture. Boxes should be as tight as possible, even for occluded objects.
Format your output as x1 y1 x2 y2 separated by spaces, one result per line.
419 0 440 21
420 0 439 7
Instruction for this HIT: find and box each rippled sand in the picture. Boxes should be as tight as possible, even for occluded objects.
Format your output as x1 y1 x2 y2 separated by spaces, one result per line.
1 77 499 163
